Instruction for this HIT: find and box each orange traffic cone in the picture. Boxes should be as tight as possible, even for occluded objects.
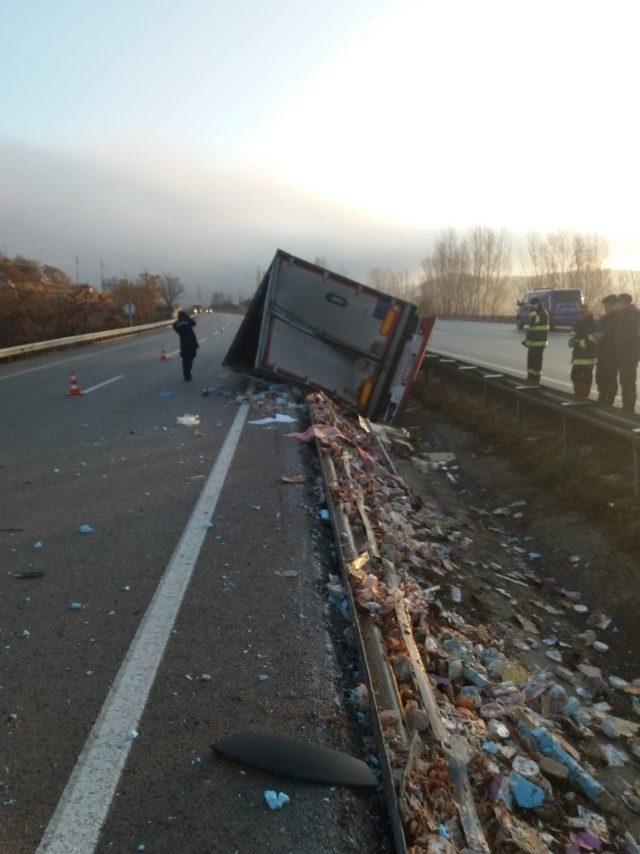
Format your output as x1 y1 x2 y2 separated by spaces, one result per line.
160 345 168 361
67 372 84 397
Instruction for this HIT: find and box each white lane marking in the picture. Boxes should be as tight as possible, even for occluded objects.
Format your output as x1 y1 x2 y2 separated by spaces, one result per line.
82 375 124 394
37 399 251 854
432 349 574 391
0 317 219 383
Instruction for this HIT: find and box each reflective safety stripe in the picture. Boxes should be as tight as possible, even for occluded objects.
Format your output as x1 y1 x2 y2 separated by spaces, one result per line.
533 324 549 331
525 341 548 347
572 358 597 366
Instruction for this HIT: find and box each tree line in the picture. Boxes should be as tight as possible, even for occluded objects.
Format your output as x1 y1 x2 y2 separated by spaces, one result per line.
368 228 640 315
0 255 187 347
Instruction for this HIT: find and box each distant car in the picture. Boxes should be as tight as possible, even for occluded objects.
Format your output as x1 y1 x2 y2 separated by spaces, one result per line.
516 288 582 331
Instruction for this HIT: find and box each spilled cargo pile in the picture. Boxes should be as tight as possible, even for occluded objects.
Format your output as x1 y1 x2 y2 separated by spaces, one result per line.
303 391 640 853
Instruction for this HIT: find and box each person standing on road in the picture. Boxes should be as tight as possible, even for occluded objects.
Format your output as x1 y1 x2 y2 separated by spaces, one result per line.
172 310 199 381
614 293 640 413
522 296 549 383
568 304 597 398
594 294 619 405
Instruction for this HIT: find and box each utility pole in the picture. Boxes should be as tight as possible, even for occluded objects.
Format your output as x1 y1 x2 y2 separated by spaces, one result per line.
75 255 80 285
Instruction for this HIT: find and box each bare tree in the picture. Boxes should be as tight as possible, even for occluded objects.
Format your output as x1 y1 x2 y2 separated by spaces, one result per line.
419 228 471 314
157 274 185 309
469 226 511 314
572 233 610 305
527 231 610 306
367 267 417 302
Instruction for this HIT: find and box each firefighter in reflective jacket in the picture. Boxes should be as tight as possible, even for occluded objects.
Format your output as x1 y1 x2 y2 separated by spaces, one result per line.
568 304 598 398
523 296 549 382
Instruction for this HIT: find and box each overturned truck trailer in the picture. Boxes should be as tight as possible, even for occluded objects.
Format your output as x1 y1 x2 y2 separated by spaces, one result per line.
223 250 435 422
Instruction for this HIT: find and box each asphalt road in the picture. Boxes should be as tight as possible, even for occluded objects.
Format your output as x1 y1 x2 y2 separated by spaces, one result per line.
0 315 383 854
431 319 575 392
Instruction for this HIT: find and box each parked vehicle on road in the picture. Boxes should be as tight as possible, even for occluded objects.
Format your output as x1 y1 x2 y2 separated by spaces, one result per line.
516 288 582 330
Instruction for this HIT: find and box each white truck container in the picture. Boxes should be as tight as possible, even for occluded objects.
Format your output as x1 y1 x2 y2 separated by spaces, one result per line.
224 250 434 422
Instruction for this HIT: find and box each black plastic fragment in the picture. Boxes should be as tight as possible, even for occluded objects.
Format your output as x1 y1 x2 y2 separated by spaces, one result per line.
14 571 45 579
213 732 377 787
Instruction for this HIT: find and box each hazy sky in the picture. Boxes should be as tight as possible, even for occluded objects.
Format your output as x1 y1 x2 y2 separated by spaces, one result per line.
2 0 639 297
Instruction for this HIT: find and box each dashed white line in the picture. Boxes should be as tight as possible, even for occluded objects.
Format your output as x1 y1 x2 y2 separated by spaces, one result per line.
82 375 124 394
37 398 251 854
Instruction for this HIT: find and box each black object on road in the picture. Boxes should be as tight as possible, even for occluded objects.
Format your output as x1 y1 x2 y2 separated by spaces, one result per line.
14 570 46 579
213 732 377 787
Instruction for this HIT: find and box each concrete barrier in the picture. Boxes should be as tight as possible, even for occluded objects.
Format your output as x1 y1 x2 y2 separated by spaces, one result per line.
0 320 173 362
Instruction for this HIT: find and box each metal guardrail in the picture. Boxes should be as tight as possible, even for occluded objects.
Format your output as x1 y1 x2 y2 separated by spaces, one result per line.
0 320 173 362
424 351 640 496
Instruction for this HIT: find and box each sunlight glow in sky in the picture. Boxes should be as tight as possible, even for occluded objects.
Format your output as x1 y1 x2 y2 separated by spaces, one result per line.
2 0 640 285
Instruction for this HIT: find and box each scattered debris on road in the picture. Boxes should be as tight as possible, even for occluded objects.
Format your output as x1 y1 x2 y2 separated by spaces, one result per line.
264 790 290 810
306 389 640 852
176 414 200 427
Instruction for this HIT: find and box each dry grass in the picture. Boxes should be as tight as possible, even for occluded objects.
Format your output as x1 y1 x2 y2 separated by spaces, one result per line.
413 373 640 551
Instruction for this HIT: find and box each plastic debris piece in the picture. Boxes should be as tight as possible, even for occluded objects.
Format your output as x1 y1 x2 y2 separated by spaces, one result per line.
281 474 308 484
546 649 563 663
528 552 542 560
264 790 290 810
319 508 330 521
592 641 609 653
33 541 43 549
203 521 213 529
512 755 540 778
127 729 139 741
509 771 545 808
450 586 462 603
14 571 45 580
248 414 298 425
70 602 82 610
574 604 589 614
156 391 174 398
215 733 377 786
482 740 498 755
176 414 200 426
199 674 212 683
78 524 93 534
258 674 269 681
518 724 616 812
21 629 30 639
587 612 612 630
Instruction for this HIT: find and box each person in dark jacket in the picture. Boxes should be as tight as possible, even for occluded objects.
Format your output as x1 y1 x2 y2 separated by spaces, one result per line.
614 293 640 413
172 310 199 381
522 296 549 383
568 304 597 398
594 294 619 404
